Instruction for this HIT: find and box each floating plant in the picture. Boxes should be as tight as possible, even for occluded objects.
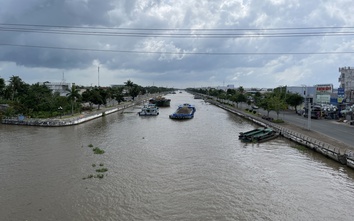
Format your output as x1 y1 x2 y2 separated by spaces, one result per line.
96 168 108 173
92 147 105 154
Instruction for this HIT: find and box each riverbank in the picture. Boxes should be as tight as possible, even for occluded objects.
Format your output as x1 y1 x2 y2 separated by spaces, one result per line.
0 98 146 127
0 93 163 126
207 99 354 169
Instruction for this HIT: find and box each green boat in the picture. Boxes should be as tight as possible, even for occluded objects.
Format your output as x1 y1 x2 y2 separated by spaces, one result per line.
239 127 266 139
240 128 278 143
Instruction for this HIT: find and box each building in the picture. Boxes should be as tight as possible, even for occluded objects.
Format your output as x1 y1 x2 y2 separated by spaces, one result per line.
287 85 336 105
338 67 354 103
216 84 235 91
42 82 72 96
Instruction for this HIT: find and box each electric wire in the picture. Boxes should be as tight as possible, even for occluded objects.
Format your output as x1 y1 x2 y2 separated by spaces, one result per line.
1 23 354 55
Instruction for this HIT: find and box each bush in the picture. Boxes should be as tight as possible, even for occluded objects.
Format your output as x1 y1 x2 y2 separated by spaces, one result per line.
273 119 284 123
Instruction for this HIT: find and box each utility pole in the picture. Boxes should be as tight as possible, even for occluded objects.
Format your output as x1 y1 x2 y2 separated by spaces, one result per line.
307 97 311 130
98 66 100 87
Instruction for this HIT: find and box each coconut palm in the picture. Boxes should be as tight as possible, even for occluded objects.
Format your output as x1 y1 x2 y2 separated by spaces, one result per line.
8 75 24 100
66 84 81 115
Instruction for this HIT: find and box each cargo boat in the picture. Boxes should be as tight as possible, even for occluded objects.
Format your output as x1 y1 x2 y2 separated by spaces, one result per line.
239 127 279 143
149 96 171 107
169 103 196 119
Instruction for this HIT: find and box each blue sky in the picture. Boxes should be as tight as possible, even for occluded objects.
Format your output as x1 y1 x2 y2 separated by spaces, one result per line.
1 0 354 89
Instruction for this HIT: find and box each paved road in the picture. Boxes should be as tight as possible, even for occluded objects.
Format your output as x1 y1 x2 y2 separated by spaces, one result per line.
255 107 354 148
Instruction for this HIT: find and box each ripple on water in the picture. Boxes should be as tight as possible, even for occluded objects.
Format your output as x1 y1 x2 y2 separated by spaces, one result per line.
1 94 354 220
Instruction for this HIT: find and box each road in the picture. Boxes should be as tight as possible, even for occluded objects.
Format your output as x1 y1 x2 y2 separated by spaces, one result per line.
257 107 354 148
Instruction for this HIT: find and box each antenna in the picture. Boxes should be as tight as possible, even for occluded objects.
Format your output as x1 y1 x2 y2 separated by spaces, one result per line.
61 72 66 84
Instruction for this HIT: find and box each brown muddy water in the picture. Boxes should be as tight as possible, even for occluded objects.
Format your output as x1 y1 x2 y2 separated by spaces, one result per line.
1 92 354 221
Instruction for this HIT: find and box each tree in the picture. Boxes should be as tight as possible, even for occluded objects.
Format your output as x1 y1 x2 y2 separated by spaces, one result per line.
253 91 262 106
111 87 124 104
226 88 236 96
259 93 273 117
97 87 108 108
0 77 5 99
286 93 304 113
237 86 245 94
66 84 81 115
268 95 287 119
231 93 247 108
124 80 134 88
130 84 143 100
8 75 26 101
82 87 106 110
22 83 54 113
81 89 95 110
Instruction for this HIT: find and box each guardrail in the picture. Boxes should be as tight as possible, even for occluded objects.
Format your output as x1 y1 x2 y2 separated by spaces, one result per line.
208 99 354 169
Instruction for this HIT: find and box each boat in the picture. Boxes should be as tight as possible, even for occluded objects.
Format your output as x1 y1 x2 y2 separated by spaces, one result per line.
149 96 171 107
239 127 266 139
239 127 279 143
138 104 159 116
169 103 196 119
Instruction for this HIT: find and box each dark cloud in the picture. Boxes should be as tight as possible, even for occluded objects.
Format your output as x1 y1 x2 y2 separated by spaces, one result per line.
0 0 352 88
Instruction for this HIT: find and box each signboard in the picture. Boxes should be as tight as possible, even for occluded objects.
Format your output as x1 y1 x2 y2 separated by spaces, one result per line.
316 94 330 104
338 88 345 103
316 84 333 93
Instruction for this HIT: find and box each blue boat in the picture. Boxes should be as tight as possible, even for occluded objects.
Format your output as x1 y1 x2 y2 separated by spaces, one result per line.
169 103 196 119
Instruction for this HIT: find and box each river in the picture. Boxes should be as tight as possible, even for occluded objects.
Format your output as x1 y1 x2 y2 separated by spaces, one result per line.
1 92 354 221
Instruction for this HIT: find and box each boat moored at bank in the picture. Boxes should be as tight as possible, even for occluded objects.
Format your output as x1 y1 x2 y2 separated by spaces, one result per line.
239 127 279 143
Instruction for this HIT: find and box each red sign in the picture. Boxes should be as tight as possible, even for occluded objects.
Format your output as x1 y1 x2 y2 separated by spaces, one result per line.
316 85 332 93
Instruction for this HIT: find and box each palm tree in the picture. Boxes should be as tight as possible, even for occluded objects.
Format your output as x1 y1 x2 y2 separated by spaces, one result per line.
124 80 134 88
66 84 81 115
124 79 136 100
9 75 23 100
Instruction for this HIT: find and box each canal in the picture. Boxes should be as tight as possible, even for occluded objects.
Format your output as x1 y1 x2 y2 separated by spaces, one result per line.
1 92 354 221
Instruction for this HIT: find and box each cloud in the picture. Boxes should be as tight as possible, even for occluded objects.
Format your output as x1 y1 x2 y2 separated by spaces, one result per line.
0 0 352 88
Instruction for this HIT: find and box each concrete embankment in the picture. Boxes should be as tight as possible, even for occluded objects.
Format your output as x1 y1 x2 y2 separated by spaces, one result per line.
208 99 354 170
1 103 135 127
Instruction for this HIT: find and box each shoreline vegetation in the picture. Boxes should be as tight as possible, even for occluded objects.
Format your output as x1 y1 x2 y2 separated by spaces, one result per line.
1 102 136 126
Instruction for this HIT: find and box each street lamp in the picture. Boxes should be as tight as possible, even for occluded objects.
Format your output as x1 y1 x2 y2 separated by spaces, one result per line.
58 106 63 119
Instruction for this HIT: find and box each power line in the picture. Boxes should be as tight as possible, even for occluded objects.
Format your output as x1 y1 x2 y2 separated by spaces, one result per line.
1 23 354 55
1 43 353 55
2 23 354 31
1 23 354 38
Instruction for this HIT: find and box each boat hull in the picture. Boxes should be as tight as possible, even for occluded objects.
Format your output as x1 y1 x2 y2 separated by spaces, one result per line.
239 128 278 143
149 96 171 107
138 104 159 116
169 103 196 119
139 112 159 116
